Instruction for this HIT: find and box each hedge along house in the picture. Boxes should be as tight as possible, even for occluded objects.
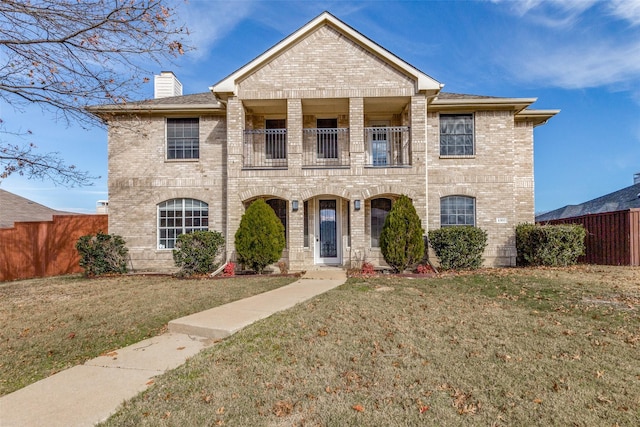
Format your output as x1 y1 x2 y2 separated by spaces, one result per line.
89 12 558 272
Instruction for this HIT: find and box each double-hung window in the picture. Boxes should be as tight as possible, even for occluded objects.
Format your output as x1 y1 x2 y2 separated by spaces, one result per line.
158 198 208 249
440 114 474 156
167 118 199 159
440 196 475 227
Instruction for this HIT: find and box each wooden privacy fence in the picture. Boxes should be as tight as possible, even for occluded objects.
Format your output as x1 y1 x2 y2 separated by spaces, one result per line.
0 215 108 281
538 209 640 266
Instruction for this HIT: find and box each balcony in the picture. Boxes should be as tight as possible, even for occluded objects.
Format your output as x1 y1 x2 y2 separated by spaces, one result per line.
303 128 350 168
243 129 287 169
364 126 411 167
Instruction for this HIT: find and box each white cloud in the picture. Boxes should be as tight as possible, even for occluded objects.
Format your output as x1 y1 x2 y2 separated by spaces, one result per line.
180 0 256 61
609 0 640 26
493 0 598 28
490 0 640 92
516 39 640 89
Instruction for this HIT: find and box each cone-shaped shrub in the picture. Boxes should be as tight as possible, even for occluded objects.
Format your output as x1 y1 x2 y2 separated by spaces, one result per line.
379 195 425 272
235 199 286 273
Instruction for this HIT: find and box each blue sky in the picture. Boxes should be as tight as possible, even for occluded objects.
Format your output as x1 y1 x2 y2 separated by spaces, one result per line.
1 0 639 214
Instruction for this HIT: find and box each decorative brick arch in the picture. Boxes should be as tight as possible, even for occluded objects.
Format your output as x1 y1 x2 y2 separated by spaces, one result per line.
153 191 211 206
436 186 478 199
238 186 292 203
360 185 419 201
299 184 352 201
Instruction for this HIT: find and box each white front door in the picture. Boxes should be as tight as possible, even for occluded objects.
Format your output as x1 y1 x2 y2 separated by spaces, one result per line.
315 199 341 265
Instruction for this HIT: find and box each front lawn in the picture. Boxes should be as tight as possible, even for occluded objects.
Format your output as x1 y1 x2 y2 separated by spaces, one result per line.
0 274 296 396
101 266 639 426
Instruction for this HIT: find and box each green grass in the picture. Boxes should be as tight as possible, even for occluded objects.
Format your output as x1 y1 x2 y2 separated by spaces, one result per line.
0 274 296 396
99 266 640 426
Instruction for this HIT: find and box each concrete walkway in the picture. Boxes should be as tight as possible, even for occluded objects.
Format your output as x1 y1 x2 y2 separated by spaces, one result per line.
0 268 346 427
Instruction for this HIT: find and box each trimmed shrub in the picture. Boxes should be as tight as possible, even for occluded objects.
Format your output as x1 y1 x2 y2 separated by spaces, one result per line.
173 230 225 277
516 223 586 267
428 226 488 270
379 195 425 272
76 232 128 277
235 199 286 274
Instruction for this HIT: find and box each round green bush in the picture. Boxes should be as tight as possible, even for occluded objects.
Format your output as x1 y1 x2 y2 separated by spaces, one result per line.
173 230 225 277
76 232 128 277
428 226 488 270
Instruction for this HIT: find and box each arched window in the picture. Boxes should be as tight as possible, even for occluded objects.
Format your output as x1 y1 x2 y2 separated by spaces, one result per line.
158 198 208 249
440 196 475 227
371 198 392 247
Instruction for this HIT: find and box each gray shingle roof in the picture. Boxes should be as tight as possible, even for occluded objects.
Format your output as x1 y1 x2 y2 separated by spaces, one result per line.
437 92 503 99
0 189 76 229
124 92 218 106
536 183 640 222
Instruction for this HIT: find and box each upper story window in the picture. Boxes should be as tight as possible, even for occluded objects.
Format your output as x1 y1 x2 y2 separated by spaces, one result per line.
265 119 286 160
371 197 392 247
158 198 208 249
440 114 474 156
440 195 475 227
167 118 199 160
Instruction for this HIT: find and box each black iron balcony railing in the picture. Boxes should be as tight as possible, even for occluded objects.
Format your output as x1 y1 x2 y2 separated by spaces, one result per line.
243 129 287 169
364 126 411 167
303 128 350 168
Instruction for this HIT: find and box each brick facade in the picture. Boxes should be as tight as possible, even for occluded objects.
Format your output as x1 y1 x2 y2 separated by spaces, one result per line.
95 12 556 272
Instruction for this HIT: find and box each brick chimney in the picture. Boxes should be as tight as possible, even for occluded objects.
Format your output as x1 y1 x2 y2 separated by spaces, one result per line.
154 71 183 99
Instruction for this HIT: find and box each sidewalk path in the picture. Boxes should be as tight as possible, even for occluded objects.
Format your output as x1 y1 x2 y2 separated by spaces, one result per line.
0 269 346 427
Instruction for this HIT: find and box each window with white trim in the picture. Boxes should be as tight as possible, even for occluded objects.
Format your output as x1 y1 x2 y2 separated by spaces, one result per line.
167 118 199 159
440 196 475 227
158 198 208 249
440 114 474 156
371 198 392 247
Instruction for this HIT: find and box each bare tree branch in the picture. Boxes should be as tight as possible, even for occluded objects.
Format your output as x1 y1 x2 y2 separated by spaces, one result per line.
0 0 190 186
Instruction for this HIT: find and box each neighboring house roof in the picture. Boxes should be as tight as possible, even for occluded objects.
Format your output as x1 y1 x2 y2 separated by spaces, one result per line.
0 189 76 229
536 182 640 222
211 11 443 96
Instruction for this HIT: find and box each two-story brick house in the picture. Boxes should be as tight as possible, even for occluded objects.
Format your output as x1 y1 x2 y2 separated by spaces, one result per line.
90 12 558 272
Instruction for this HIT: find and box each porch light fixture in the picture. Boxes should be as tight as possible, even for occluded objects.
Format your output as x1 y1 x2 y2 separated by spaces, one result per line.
292 200 299 211
354 200 361 210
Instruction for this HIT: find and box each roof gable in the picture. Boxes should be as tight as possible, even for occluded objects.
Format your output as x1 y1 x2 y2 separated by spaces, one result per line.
211 12 442 97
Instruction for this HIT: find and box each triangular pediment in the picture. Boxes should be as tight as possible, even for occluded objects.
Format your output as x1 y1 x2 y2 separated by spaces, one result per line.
211 12 442 98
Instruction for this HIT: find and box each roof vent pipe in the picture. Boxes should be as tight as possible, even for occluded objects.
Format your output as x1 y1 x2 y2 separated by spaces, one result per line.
635 172 640 185
154 71 183 99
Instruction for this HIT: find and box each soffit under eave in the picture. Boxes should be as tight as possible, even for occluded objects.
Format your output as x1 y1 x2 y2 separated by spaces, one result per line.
515 109 560 127
87 105 226 118
429 98 538 114
210 12 443 97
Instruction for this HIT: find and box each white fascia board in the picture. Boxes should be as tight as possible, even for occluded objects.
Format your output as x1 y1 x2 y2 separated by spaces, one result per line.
431 97 538 113
211 12 442 94
87 104 224 114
